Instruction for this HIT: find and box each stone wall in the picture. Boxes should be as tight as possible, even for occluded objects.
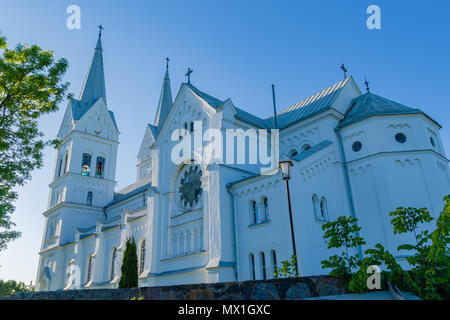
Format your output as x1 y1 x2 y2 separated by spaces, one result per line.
2 275 347 300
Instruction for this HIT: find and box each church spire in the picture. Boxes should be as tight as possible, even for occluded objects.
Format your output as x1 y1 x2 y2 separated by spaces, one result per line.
79 27 107 107
154 58 173 127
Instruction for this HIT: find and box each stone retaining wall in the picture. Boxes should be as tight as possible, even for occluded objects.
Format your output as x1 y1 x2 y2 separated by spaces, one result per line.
1 275 347 300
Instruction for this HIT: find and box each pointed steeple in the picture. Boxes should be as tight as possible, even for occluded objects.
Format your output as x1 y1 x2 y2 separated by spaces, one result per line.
154 58 173 127
79 32 107 107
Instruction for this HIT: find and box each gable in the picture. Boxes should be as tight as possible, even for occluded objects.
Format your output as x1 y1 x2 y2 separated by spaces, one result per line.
57 102 75 139
75 98 119 140
153 84 218 147
137 124 156 162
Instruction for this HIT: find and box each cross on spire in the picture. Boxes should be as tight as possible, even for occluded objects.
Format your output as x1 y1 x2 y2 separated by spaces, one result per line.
185 68 193 84
98 25 104 38
340 64 348 79
364 75 370 93
166 57 170 70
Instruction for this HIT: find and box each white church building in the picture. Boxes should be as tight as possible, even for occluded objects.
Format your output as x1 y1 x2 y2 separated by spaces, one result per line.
36 35 450 291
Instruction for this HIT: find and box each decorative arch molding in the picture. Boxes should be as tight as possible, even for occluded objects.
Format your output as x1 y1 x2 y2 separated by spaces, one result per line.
342 130 365 142
280 127 319 147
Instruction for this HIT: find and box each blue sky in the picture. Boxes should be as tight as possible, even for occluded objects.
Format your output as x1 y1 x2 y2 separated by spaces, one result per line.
0 0 449 284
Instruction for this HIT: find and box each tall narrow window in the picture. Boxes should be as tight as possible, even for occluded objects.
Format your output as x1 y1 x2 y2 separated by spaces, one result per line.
301 144 311 152
86 255 93 283
263 197 269 220
139 240 146 274
249 254 256 280
86 191 93 206
67 261 73 285
271 250 277 278
260 252 267 280
251 200 258 224
190 121 194 132
81 153 91 176
64 153 69 173
57 157 63 177
312 194 319 219
96 157 105 178
110 249 117 280
320 197 327 220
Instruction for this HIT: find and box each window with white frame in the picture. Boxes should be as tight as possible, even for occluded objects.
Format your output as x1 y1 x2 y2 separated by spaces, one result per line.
262 197 269 220
250 200 258 224
319 197 328 221
139 240 146 274
271 250 277 278
312 194 319 219
110 248 117 280
86 255 93 283
260 251 267 280
249 253 256 280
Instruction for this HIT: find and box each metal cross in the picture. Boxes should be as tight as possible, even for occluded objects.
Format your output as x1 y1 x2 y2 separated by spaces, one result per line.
185 68 193 84
166 57 170 70
98 25 104 38
364 75 370 93
340 64 348 79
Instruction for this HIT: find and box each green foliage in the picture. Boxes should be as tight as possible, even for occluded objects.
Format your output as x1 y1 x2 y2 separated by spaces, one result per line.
0 279 29 296
328 196 450 300
390 198 450 300
348 244 415 294
119 237 138 288
274 255 299 278
390 206 434 236
320 216 365 283
0 31 69 251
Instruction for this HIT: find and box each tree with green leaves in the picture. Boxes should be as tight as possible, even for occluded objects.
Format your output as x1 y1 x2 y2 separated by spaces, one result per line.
320 216 366 283
0 279 29 296
389 199 449 299
0 31 69 251
274 254 300 278
119 237 138 288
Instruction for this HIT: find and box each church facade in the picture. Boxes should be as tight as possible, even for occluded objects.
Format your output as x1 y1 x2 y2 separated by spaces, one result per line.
35 35 450 291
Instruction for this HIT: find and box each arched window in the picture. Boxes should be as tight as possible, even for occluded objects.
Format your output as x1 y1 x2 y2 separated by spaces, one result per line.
190 121 194 132
66 260 73 285
184 122 188 130
301 144 311 152
312 194 319 219
110 248 117 280
96 157 105 178
249 253 256 280
320 197 328 220
86 255 93 283
260 251 267 280
263 197 269 220
86 191 93 206
139 240 146 274
81 153 91 176
271 250 277 278
251 200 258 224
288 149 298 157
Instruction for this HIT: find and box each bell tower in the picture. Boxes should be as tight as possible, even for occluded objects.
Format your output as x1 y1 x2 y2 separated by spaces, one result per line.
37 31 119 291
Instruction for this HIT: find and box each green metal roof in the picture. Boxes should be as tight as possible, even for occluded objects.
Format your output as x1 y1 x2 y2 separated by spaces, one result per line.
79 38 107 109
339 92 424 128
154 67 173 127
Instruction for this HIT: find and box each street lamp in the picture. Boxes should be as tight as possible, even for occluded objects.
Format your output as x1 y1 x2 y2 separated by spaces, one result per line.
279 160 299 275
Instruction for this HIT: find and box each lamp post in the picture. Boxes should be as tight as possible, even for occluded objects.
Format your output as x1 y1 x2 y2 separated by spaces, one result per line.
279 160 299 275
